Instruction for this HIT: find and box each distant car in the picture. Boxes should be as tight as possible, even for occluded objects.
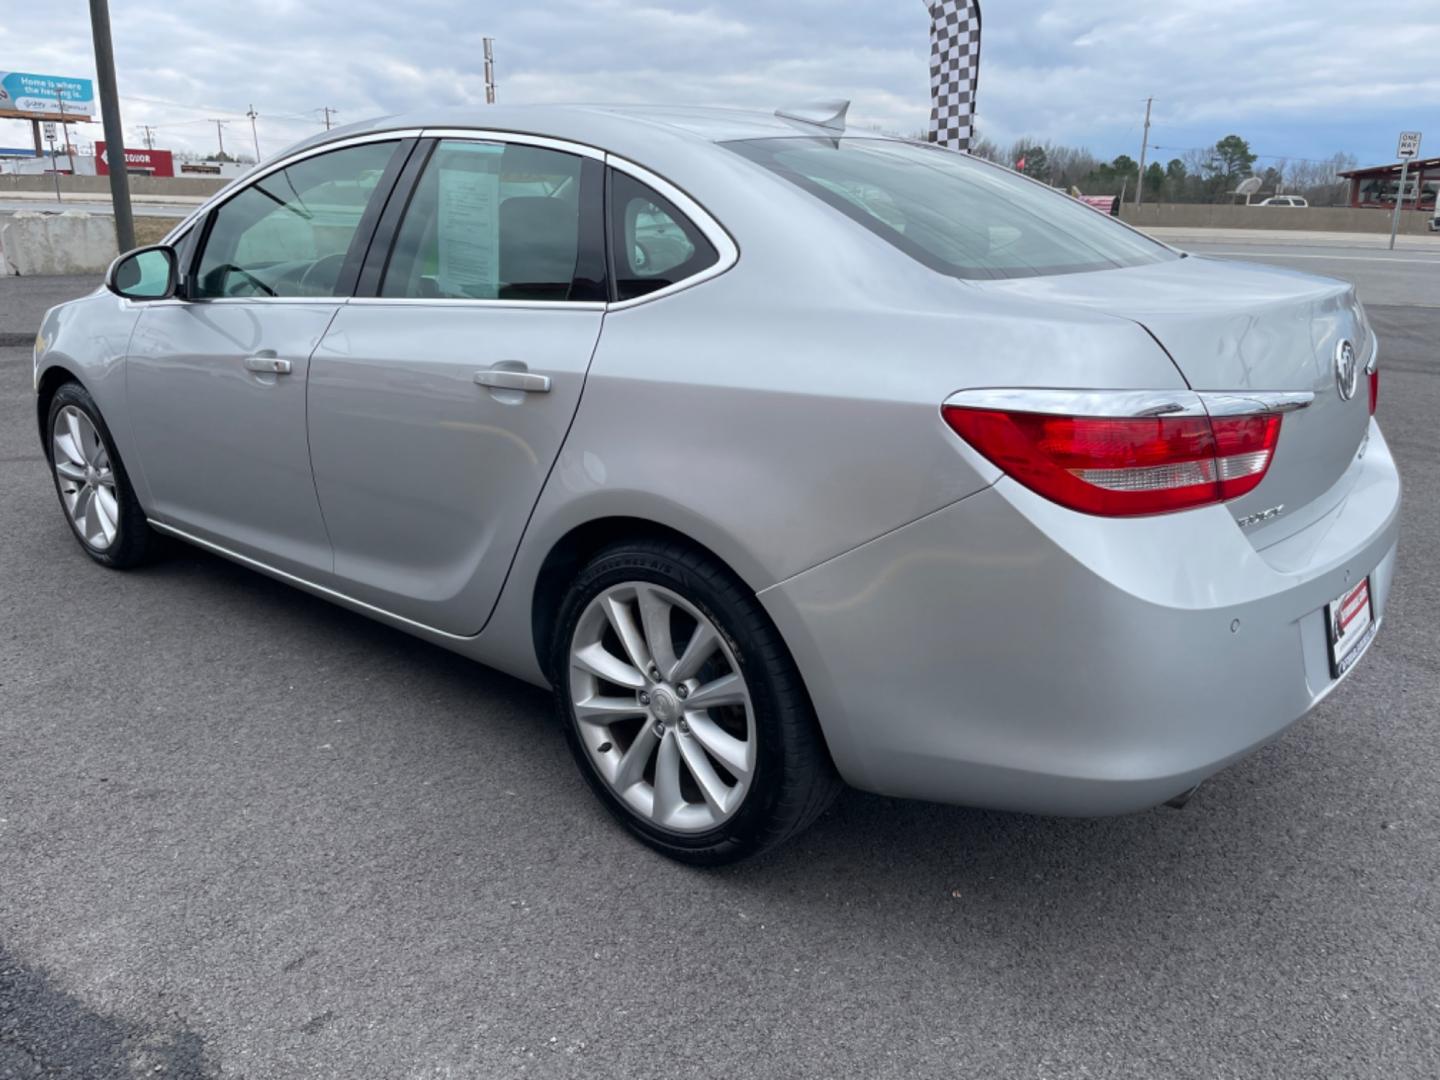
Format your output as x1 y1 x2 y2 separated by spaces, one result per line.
33 104 1399 863
1257 195 1308 207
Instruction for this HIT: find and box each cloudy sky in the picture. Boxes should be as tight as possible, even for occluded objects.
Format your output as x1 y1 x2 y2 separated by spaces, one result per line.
2 1 1435 168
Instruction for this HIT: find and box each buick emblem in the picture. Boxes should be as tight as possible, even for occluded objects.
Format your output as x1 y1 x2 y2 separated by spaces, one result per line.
1335 339 1359 401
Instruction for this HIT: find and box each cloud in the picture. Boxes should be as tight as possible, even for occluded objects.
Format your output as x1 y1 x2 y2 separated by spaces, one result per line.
0 1 1433 166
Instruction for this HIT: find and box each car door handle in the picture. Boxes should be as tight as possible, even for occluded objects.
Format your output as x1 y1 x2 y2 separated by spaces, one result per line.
244 354 292 375
474 369 551 393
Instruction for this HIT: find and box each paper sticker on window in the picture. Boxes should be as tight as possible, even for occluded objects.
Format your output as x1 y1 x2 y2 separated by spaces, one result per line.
436 143 503 299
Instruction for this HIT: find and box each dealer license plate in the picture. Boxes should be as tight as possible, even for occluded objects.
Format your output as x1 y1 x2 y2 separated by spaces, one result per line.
1327 577 1376 678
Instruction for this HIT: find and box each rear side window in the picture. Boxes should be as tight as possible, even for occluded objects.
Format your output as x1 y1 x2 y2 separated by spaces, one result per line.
727 137 1177 280
382 140 589 302
608 170 718 301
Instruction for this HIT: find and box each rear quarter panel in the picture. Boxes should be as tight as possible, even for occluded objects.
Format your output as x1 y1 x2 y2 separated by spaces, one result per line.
476 205 1188 684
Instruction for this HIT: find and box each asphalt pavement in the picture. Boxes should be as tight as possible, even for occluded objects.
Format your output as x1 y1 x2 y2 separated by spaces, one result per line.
1 241 1438 1079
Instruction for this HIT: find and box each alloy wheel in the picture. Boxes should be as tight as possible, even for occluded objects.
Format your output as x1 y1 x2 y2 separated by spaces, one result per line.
52 405 120 551
568 581 757 833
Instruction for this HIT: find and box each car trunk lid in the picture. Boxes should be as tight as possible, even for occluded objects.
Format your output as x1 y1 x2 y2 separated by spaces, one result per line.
973 255 1375 534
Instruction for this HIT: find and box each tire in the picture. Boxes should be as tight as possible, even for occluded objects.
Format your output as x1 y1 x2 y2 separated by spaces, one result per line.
552 538 840 865
46 381 152 569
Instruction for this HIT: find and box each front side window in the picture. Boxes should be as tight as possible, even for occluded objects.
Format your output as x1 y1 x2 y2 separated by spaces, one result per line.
727 137 1178 280
382 140 588 301
193 141 398 299
608 171 718 301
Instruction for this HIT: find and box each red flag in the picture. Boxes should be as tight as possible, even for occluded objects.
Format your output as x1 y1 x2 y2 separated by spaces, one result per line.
1016 156 1026 172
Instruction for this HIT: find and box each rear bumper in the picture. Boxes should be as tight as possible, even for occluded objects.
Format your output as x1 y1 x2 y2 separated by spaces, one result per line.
760 421 1401 815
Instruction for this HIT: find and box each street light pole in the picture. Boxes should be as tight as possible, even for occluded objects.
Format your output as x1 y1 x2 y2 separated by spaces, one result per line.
88 0 135 253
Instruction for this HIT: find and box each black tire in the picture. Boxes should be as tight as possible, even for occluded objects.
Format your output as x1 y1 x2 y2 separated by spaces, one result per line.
552 537 841 865
46 381 152 569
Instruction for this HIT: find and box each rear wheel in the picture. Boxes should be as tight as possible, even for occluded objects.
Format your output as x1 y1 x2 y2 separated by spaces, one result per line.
553 538 840 864
47 382 151 569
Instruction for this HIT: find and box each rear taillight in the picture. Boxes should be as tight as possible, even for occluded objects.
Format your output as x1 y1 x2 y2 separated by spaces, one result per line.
1368 365 1379 416
942 401 1284 517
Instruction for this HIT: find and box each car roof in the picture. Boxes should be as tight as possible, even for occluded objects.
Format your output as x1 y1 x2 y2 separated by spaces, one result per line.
277 104 893 163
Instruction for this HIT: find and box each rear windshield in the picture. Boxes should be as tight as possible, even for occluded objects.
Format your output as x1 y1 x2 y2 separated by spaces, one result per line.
726 137 1177 280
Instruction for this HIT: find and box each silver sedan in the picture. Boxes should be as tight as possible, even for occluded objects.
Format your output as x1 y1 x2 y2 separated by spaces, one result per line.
33 105 1400 863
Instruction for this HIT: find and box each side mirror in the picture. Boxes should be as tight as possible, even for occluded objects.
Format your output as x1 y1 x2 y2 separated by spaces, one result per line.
106 245 178 301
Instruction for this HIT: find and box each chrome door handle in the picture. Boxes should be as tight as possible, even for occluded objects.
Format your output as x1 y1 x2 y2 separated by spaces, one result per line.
474 369 551 393
244 355 292 374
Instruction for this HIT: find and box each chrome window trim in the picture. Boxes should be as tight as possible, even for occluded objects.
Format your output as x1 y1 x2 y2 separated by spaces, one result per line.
943 388 1314 418
346 297 607 312
158 125 739 313
120 296 342 310
162 129 426 244
603 152 739 311
417 127 606 160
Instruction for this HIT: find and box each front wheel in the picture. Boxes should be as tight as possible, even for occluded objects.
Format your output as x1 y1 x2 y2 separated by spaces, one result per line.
47 382 151 568
553 538 840 864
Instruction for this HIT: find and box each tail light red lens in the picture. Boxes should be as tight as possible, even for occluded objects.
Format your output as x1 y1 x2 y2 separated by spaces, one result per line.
1368 366 1379 416
942 406 1283 517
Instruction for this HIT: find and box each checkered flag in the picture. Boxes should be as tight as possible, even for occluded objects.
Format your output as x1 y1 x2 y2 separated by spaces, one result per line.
928 0 981 152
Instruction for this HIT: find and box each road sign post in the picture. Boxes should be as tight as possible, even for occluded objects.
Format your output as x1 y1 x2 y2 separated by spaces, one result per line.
1390 131 1421 251
43 122 61 203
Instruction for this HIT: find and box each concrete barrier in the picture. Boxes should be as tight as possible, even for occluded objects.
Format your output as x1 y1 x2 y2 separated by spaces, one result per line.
0 211 118 276
0 173 230 199
1119 203 1433 236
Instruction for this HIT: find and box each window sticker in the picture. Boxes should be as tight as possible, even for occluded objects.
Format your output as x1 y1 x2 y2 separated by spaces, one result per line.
436 143 503 299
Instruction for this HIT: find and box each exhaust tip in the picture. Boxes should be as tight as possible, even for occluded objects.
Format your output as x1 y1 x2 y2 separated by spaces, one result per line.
1163 784 1200 810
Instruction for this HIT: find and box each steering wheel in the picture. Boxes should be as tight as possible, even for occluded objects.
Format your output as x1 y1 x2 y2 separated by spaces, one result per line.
215 264 277 297
299 252 347 296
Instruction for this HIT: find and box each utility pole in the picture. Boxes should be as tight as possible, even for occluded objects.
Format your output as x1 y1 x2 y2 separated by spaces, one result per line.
320 106 337 130
1134 96 1153 208
56 91 76 173
483 38 496 104
139 124 156 150
246 104 261 160
210 118 228 157
88 0 135 252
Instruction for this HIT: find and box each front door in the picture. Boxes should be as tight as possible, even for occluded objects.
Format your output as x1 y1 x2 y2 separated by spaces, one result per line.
125 139 405 576
306 137 607 635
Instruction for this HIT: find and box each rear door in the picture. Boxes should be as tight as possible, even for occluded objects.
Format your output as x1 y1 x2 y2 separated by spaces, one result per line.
306 135 607 635
126 137 408 576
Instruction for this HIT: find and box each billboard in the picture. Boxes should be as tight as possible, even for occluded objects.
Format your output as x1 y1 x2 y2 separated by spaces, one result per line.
0 71 96 120
97 141 175 178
